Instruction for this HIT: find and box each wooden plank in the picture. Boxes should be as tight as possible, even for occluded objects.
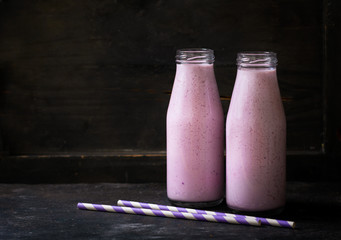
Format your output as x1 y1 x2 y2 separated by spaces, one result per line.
1 152 340 183
0 0 324 155
323 0 341 155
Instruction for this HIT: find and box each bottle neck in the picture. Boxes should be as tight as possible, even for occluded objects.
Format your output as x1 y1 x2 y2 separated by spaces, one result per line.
237 52 277 69
176 48 215 64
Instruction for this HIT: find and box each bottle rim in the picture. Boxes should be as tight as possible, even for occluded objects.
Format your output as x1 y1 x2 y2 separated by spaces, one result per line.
176 48 214 64
237 51 277 68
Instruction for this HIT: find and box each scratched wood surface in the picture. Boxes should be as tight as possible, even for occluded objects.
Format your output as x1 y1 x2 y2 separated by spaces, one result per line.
0 0 325 156
1 182 341 239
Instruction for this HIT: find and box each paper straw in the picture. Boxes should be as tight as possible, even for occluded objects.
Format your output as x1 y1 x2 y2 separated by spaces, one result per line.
77 202 261 227
117 200 295 229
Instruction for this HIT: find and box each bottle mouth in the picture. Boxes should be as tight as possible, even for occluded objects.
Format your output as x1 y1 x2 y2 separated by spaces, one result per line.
237 51 277 68
176 48 215 64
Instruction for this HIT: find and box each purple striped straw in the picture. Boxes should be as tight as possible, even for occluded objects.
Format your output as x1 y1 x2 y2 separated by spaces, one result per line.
77 202 261 227
117 200 295 229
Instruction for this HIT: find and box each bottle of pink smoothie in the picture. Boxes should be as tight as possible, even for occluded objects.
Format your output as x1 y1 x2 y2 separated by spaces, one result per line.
226 52 286 214
167 48 224 207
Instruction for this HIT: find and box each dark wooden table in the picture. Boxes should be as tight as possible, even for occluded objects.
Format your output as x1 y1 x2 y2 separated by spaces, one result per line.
1 182 340 239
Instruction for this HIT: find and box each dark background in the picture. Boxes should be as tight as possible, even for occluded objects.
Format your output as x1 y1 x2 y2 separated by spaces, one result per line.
0 0 340 183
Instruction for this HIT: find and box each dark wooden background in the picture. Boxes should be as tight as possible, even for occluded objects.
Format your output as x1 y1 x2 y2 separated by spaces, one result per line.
0 0 340 183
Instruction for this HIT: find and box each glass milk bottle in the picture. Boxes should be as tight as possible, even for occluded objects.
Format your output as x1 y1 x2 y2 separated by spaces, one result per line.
167 48 224 207
226 52 286 214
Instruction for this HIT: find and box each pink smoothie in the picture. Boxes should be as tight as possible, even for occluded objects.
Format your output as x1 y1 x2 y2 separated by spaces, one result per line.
167 63 224 203
226 68 286 212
